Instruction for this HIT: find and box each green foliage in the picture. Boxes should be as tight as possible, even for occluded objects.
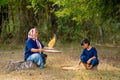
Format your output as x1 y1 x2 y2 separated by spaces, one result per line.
49 0 120 42
0 0 120 44
0 0 8 6
26 0 47 14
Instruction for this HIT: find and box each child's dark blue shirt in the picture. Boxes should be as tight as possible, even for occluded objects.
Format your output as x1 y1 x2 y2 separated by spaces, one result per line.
80 47 98 61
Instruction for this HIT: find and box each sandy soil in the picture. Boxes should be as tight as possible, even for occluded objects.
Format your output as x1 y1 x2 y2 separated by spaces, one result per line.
0 43 120 80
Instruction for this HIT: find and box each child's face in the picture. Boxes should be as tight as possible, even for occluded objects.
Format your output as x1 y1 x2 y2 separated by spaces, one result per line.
83 43 89 48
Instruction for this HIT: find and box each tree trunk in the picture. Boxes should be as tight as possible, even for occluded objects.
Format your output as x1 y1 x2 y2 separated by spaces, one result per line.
99 26 104 42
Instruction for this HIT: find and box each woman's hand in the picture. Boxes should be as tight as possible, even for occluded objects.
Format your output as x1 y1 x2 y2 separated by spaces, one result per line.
39 49 44 52
44 47 54 50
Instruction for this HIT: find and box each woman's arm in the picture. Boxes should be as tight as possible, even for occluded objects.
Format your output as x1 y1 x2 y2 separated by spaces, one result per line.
31 48 44 53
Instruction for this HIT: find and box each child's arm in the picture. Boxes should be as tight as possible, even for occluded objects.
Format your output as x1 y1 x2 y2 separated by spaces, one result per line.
87 56 96 64
76 59 82 68
76 50 85 67
78 59 82 65
87 48 98 64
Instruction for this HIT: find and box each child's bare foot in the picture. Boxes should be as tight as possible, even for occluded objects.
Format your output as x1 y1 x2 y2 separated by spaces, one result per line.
87 65 93 70
84 67 88 70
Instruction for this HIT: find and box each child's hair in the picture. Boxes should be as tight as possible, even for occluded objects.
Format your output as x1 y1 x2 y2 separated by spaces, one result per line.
81 38 90 46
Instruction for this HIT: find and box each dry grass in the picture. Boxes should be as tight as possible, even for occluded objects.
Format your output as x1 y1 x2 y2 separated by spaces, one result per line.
0 43 120 80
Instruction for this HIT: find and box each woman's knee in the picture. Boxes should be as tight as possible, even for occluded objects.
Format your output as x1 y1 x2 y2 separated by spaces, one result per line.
27 53 40 61
32 53 41 59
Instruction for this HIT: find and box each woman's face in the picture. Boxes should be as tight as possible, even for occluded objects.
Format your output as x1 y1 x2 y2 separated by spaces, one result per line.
34 30 38 39
83 43 89 48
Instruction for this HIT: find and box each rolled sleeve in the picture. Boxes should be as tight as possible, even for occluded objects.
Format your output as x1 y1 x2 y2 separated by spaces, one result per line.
26 39 34 52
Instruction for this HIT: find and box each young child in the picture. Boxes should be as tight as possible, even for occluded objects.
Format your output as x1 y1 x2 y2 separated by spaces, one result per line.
78 38 99 70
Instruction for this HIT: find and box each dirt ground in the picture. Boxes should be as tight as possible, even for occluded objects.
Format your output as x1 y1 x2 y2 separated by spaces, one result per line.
0 43 120 80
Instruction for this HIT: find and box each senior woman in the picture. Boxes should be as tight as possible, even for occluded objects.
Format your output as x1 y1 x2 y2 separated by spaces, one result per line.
24 28 47 69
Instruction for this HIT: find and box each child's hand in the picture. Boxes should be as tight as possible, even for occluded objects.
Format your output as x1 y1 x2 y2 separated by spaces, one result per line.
87 56 96 64
87 59 91 64
75 65 80 68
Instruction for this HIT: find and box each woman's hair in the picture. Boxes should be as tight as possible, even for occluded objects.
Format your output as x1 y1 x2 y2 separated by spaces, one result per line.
81 38 90 46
